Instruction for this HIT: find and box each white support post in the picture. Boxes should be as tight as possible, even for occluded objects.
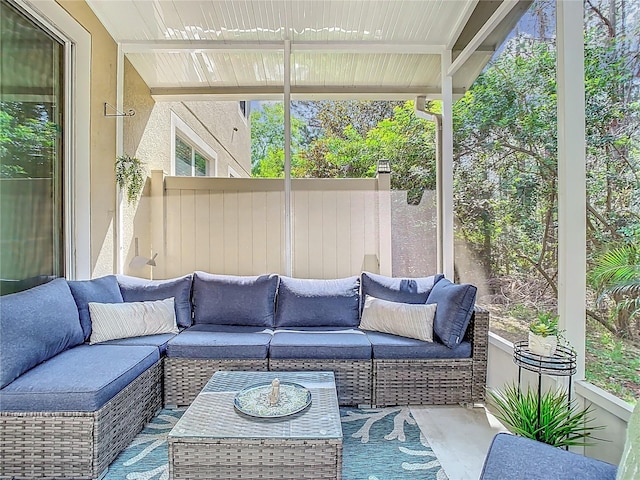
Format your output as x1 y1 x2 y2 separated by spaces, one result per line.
557 0 586 380
377 172 392 276
284 40 292 276
441 50 455 280
115 44 125 274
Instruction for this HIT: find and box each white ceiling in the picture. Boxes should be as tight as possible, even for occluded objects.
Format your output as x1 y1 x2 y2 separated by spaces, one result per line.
87 0 531 100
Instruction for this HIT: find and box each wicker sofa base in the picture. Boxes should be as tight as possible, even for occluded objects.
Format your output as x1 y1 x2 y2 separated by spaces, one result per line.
165 308 489 408
0 360 162 480
372 308 489 407
163 358 269 406
268 359 372 406
373 358 473 407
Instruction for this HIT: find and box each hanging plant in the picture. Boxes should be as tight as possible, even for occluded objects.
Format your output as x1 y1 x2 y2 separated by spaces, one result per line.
115 154 146 204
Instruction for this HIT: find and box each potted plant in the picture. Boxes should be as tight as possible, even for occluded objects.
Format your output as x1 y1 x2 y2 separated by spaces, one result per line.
528 312 561 356
115 154 146 204
488 383 601 448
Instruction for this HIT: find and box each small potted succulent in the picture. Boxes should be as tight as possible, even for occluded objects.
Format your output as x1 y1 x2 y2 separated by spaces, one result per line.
528 312 561 356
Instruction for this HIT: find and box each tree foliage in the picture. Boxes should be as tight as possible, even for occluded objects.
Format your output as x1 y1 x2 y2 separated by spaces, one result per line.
251 100 438 203
0 102 59 178
590 244 640 336
453 38 559 286
250 102 304 177
452 0 640 337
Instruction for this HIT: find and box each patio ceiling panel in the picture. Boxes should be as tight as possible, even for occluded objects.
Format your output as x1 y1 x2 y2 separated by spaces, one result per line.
87 0 531 100
125 53 182 88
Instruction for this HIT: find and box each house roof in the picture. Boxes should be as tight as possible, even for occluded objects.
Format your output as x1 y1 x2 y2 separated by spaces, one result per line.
87 0 531 101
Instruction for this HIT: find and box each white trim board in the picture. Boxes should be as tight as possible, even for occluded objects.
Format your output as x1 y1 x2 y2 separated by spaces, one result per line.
21 0 91 280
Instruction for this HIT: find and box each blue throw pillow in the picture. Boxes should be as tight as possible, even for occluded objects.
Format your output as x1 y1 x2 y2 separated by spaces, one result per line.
0 278 84 389
275 276 360 327
68 275 124 340
117 274 193 328
361 271 444 308
192 272 279 327
426 278 477 349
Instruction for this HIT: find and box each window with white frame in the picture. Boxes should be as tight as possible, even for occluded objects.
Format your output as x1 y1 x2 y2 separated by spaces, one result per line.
171 112 217 177
175 135 209 176
239 100 250 119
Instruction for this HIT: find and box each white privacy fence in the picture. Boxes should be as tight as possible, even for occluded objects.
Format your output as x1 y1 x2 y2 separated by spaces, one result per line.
147 171 436 280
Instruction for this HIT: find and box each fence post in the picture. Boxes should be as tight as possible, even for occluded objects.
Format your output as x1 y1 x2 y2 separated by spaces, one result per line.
151 170 166 279
377 163 392 276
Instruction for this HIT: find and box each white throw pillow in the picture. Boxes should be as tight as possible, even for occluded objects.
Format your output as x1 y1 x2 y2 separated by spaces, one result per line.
359 295 436 342
88 297 178 344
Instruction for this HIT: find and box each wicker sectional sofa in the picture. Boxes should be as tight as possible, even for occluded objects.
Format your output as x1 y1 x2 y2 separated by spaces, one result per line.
0 270 488 479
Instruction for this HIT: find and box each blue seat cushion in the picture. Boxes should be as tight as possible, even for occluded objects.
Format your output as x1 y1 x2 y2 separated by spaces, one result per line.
361 272 444 309
0 278 84 389
364 331 471 359
275 276 360 327
166 325 273 359
0 345 159 412
68 275 124 340
192 272 278 327
426 278 477 349
479 433 617 480
99 333 178 355
117 274 193 328
269 328 372 360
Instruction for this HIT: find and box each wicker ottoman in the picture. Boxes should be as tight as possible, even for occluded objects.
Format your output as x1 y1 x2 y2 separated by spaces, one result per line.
168 370 343 480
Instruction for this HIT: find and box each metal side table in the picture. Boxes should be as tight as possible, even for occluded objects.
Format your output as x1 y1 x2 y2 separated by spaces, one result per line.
513 341 577 447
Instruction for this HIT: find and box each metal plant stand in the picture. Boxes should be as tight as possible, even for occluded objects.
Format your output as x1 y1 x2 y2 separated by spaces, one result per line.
513 341 577 448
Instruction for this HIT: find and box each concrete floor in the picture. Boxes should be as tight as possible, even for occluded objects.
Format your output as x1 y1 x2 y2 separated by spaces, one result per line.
410 405 508 480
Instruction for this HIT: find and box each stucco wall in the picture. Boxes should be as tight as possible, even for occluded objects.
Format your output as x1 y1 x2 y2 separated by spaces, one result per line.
46 2 251 279
56 0 118 277
123 92 251 177
122 61 251 277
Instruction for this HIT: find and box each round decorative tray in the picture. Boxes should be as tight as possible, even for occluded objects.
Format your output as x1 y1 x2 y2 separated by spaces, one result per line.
234 381 312 418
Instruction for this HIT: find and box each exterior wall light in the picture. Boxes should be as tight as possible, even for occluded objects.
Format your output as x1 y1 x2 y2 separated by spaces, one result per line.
377 159 391 174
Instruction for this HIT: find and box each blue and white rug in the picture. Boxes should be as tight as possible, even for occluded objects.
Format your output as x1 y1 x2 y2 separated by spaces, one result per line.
104 407 448 480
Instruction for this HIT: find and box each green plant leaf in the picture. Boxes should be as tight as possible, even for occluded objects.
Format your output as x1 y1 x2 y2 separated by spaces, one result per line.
115 154 146 204
488 383 603 448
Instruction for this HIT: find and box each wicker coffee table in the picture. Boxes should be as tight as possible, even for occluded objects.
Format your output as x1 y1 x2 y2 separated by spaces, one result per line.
168 370 343 480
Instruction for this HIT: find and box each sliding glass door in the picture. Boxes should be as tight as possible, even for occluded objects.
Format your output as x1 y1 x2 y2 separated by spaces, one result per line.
0 1 65 294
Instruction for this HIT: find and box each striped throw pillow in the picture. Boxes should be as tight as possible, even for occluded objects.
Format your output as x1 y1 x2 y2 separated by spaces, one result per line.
88 297 178 344
359 295 436 342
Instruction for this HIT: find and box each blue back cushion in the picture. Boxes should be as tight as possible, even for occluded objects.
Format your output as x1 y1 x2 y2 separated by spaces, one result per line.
192 272 279 327
361 272 444 308
117 274 193 328
0 278 84 389
426 278 477 349
68 275 124 340
275 276 360 327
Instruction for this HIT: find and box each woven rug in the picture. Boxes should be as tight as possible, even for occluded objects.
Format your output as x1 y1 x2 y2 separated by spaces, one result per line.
104 407 448 480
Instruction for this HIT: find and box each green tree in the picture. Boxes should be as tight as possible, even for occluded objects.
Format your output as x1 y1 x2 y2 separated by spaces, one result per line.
590 243 640 337
451 0 640 336
0 102 59 178
250 102 304 177
314 100 402 139
294 101 437 203
453 39 559 284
